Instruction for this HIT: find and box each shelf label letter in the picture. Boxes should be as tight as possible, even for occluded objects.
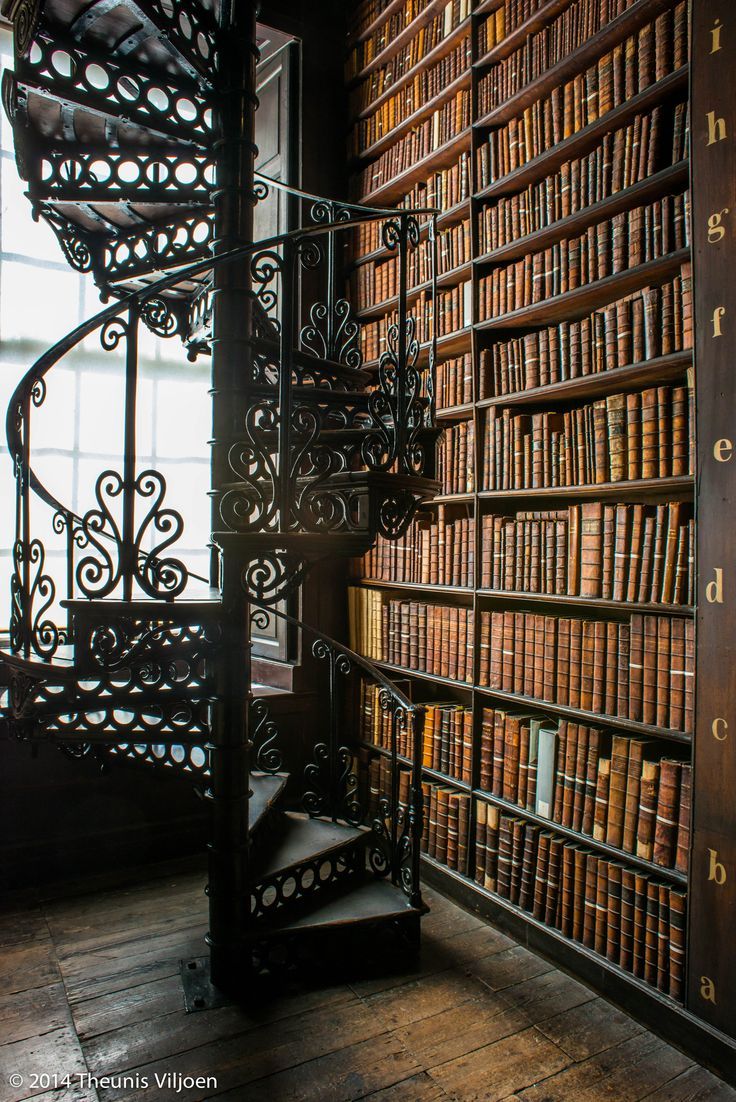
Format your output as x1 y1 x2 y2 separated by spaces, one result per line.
712 717 729 741
708 208 730 242
708 849 727 885
701 977 717 1004
706 568 724 603
707 111 728 145
714 438 734 461
711 18 724 54
712 306 726 337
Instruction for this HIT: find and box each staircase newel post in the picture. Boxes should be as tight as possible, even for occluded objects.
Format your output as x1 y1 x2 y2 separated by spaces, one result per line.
121 303 139 603
19 392 31 658
396 216 409 470
207 553 252 992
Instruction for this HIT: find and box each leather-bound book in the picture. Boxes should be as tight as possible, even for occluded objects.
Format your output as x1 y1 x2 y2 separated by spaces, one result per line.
446 793 460 870
606 393 627 482
571 724 590 833
591 621 607 714
594 859 610 956
593 400 609 482
502 611 514 690
427 786 439 860
489 611 503 688
606 736 631 849
475 800 488 885
606 863 624 963
485 804 501 891
557 617 571 704
655 616 671 728
580 621 595 711
632 873 648 979
435 786 452 865
626 505 645 602
640 387 659 479
612 505 631 602
457 794 470 876
572 846 588 942
497 815 514 899
675 763 692 873
622 739 653 854
581 728 601 835
533 613 546 698
649 504 667 603
620 869 636 972
684 618 694 732
637 515 656 603
644 880 660 985
617 622 630 718
605 621 619 716
636 759 661 862
503 714 522 804
509 818 526 905
628 614 644 721
582 853 599 949
518 721 531 810
518 824 538 912
660 501 681 603
671 387 689 477
594 758 611 841
492 709 506 796
641 614 658 725
532 832 551 920
543 616 557 702
626 392 642 482
580 502 603 597
547 837 565 930
568 504 581 593
559 843 576 936
601 506 616 597
656 883 670 992
669 890 686 1002
653 758 682 866
561 723 579 828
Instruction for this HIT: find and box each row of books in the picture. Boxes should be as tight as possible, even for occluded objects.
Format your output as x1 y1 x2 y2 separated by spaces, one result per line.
347 0 472 89
478 267 692 397
350 34 471 157
479 502 695 605
477 193 690 317
483 383 692 491
350 218 471 310
477 0 547 59
477 0 659 115
348 587 475 683
351 154 471 259
478 610 694 732
477 103 689 256
438 419 475 494
360 682 473 783
479 710 690 869
434 352 472 409
354 88 471 189
475 6 689 185
354 509 475 587
482 384 693 491
358 282 471 362
474 804 685 1000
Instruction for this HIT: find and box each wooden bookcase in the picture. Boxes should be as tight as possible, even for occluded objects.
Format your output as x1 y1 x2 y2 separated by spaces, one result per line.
344 0 736 1075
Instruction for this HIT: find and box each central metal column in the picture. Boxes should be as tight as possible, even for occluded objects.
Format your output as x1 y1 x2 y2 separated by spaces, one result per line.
207 0 259 993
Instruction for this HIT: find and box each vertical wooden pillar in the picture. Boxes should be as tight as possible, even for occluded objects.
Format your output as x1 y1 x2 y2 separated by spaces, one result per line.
688 0 736 1035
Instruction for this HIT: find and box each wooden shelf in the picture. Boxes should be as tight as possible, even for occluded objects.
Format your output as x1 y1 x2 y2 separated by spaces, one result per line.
374 658 474 691
427 491 475 505
473 684 692 744
361 326 472 373
477 475 694 504
474 162 690 267
352 67 472 166
474 67 689 199
361 126 472 206
348 0 407 48
475 590 694 618
354 578 475 597
474 0 677 129
437 401 475 420
473 0 505 16
474 249 691 330
355 259 472 321
476 350 693 410
474 0 572 70
356 19 472 121
472 788 689 884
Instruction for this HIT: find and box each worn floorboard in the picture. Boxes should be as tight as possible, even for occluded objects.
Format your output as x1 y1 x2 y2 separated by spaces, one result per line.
0 864 734 1102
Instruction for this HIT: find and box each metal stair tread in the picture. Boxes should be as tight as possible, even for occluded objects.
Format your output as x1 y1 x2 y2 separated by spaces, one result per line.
254 812 367 882
268 878 420 933
249 772 289 835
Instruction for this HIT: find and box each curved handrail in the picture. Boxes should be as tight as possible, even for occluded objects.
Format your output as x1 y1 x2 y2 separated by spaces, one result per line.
7 207 433 524
250 596 419 715
253 170 439 219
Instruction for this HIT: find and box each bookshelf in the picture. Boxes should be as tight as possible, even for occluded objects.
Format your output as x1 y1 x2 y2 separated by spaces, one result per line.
344 0 736 1074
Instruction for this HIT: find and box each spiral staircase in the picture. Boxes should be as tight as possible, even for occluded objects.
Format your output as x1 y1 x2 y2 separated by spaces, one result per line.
0 0 440 1001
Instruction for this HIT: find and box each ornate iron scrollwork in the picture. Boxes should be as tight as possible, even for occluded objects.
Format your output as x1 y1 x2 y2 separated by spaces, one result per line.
250 697 282 775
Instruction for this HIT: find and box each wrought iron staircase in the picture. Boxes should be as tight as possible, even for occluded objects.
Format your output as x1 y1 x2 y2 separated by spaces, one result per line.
0 0 440 999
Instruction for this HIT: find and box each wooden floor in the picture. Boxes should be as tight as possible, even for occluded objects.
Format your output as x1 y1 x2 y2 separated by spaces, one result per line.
2 863 735 1102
